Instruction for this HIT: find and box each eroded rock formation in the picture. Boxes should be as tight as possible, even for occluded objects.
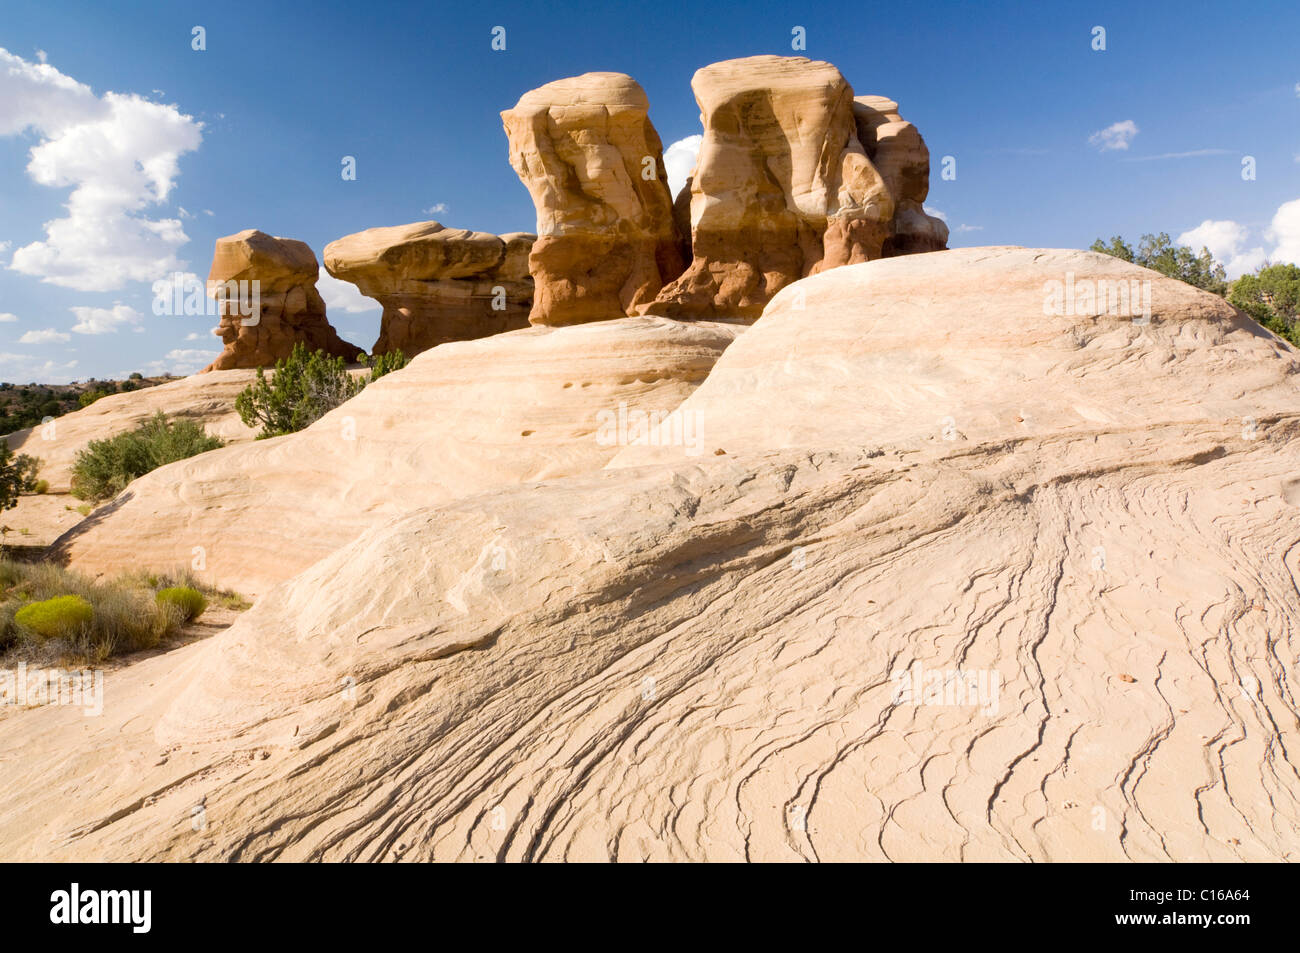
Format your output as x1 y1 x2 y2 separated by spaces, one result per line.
645 56 894 319
853 95 949 256
501 72 684 326
203 229 361 371
647 56 948 319
9 248 1300 862
323 222 535 357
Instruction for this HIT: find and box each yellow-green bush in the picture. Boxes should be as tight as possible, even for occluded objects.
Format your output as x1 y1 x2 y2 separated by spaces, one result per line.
156 586 207 622
14 595 93 640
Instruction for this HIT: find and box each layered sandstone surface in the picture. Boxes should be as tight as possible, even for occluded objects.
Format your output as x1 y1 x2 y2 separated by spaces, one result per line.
50 317 743 595
3 248 1299 861
502 73 684 325
323 222 535 357
204 230 361 371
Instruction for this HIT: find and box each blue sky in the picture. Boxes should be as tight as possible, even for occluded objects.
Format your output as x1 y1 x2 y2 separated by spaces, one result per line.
1 0 1297 382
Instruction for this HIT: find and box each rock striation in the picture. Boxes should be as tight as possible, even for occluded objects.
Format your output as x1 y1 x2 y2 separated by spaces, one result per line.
501 73 684 326
4 248 1300 862
323 222 535 357
203 230 361 371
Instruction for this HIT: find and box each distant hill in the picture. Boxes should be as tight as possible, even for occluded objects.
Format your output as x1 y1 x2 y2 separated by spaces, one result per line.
0 375 173 435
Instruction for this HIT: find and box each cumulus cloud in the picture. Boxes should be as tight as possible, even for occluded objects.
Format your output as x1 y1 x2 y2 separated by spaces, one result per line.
1088 120 1139 152
18 329 70 344
70 303 143 334
663 135 702 199
1177 199 1300 278
924 206 948 222
424 202 448 216
317 267 380 314
0 352 77 382
1270 198 1300 266
141 348 219 376
0 313 17 323
0 47 203 292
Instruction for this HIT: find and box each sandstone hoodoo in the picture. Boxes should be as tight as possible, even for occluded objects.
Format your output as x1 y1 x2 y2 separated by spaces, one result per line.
647 55 947 319
323 222 535 358
853 95 949 256
203 229 362 372
501 72 685 326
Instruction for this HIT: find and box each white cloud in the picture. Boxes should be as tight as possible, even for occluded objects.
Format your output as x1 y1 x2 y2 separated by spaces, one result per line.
1180 217 1268 273
424 202 448 216
69 303 143 334
954 224 984 233
18 329 70 344
1295 82 1300 97
141 348 218 376
1177 219 1266 279
1088 120 1139 152
664 135 702 199
34 50 47 64
317 267 379 314
1176 200 1300 278
923 206 948 222
1124 148 1231 162
0 352 77 382
0 313 17 323
0 47 203 292
1269 198 1300 266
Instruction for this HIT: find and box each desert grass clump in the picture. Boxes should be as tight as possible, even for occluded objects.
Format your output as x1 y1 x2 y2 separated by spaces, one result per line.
0 560 192 662
156 586 207 622
14 595 94 640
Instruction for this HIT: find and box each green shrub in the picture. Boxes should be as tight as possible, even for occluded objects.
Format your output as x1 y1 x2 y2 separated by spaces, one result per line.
78 388 112 408
32 479 49 495
70 412 224 502
235 344 407 438
14 595 94 640
156 586 207 622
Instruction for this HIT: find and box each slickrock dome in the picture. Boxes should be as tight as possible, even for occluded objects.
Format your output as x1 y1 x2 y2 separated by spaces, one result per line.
6 247 1300 862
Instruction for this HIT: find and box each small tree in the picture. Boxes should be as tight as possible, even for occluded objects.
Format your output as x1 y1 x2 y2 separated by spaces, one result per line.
1229 263 1300 344
235 344 408 439
1090 233 1228 296
0 444 27 512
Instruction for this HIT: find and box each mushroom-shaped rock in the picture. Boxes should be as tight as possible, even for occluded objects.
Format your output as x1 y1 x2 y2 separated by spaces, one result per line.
323 221 534 357
203 229 361 371
501 72 685 326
